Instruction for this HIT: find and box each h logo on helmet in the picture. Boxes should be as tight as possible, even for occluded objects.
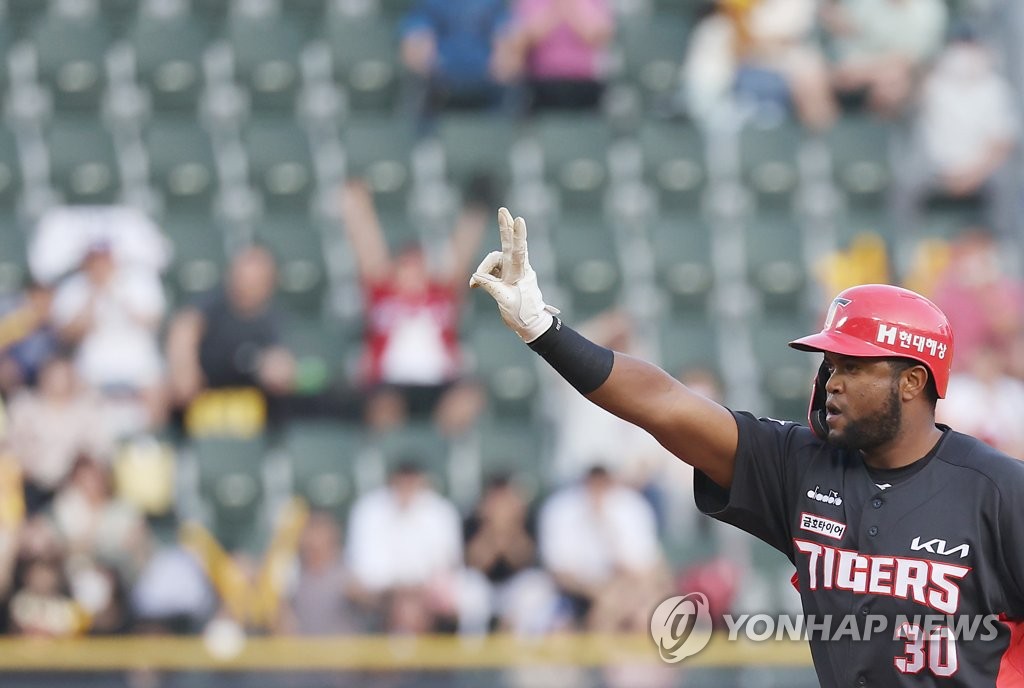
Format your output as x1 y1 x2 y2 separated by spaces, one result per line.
823 298 852 330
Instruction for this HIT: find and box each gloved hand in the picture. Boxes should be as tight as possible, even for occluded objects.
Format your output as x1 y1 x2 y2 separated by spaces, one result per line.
469 207 560 343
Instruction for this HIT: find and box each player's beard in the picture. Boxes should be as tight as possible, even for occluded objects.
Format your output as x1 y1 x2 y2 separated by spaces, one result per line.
828 382 902 452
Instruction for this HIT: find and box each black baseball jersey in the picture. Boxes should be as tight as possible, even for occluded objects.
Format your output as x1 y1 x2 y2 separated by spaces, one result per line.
694 411 1024 687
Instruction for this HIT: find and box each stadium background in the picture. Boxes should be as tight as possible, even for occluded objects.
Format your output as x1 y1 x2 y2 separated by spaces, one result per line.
0 0 1021 686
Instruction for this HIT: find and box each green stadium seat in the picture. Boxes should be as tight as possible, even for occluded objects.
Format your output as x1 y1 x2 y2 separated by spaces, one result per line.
145 116 218 210
161 210 226 300
437 113 519 188
280 315 358 384
0 23 13 108
740 120 803 210
750 312 817 423
744 211 807 311
476 414 549 501
6 0 47 38
227 12 306 111
130 12 209 112
368 422 451 493
619 13 688 106
253 213 328 316
281 0 328 30
469 321 540 420
537 114 612 209
650 214 714 314
192 435 268 551
99 0 139 35
326 13 400 112
242 116 315 211
639 119 706 209
0 126 23 210
658 314 719 378
372 208 419 252
32 11 112 111
0 212 29 295
342 116 415 209
283 421 365 520
550 212 622 319
826 116 891 209
46 117 120 204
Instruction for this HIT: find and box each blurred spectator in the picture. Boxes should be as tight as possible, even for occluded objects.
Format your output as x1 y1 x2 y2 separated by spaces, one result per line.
3 554 84 636
682 0 837 130
345 462 463 633
50 241 167 431
930 228 1024 370
823 0 948 117
462 474 559 634
339 179 486 438
937 340 1024 459
6 354 114 514
912 32 1018 200
50 456 150 583
0 278 58 397
538 466 670 631
283 511 364 635
506 0 615 113
400 0 520 129
165 245 296 424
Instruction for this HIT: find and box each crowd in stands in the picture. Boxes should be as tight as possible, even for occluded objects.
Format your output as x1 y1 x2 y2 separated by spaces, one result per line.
0 2 1021 673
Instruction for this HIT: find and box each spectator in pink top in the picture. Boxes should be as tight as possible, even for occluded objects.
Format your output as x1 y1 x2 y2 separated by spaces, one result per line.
509 0 615 112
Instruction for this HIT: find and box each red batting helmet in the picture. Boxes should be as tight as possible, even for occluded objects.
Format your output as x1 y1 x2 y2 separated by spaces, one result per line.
789 284 954 398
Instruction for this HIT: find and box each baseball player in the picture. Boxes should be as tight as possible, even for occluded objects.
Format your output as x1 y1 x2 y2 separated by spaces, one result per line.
470 208 1024 687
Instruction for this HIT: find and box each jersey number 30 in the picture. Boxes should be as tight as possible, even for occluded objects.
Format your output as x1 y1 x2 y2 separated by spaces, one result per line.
894 623 957 677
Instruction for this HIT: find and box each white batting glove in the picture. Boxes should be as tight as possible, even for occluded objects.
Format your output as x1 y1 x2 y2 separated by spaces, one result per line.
469 208 560 343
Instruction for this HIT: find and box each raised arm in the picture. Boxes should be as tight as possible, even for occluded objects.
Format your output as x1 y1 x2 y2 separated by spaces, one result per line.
470 209 738 488
338 179 393 284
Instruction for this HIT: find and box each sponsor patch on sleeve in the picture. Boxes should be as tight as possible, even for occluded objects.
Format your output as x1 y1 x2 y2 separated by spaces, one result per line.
799 512 847 540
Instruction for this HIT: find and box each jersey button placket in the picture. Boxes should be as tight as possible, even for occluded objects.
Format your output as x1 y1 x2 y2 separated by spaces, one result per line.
867 525 878 537
856 675 867 687
871 498 883 509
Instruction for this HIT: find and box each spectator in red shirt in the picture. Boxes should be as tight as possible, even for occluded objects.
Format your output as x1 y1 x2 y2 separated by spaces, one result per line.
339 179 488 437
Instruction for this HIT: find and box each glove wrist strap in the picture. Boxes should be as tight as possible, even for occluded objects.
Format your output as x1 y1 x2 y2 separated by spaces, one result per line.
527 318 615 395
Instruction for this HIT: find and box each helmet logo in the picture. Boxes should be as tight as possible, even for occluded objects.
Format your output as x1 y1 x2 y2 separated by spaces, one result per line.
824 298 852 330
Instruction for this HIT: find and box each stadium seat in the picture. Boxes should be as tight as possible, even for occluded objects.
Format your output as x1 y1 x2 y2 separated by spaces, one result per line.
618 13 688 107
549 212 622 319
0 126 24 210
6 0 47 38
468 321 540 420
253 213 328 316
368 422 451 494
45 116 121 204
342 116 415 209
99 0 139 35
826 115 891 210
242 116 316 212
639 119 706 209
130 11 209 112
0 23 14 109
326 12 400 113
161 210 227 301
191 435 268 551
744 211 807 311
227 11 306 111
280 314 359 385
31 10 112 111
280 0 328 30
282 420 365 521
0 211 29 294
144 116 219 211
372 207 419 252
436 113 519 188
658 313 719 379
650 214 714 315
536 113 612 210
476 413 549 501
739 120 803 211
749 312 817 423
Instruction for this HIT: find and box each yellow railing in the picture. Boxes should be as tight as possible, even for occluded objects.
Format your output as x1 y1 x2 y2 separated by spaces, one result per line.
0 633 812 671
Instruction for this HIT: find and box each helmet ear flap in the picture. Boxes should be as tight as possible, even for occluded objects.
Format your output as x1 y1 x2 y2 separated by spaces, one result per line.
808 360 830 439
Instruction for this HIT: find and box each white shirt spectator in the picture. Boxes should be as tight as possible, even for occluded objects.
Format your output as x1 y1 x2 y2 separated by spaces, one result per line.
538 480 661 587
346 485 463 592
938 372 1024 460
51 267 165 389
918 44 1020 175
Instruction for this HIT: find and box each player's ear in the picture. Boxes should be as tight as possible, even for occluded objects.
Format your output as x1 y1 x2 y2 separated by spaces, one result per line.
900 364 931 401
